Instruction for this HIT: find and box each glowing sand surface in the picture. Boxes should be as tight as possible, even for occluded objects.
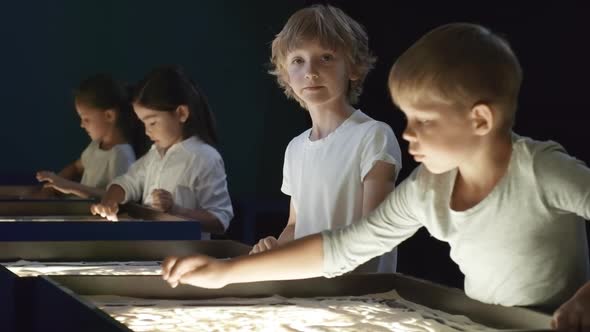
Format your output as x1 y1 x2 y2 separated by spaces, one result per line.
89 291 495 332
4 260 162 276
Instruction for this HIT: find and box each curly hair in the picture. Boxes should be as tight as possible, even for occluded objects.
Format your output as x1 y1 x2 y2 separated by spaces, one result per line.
269 4 376 108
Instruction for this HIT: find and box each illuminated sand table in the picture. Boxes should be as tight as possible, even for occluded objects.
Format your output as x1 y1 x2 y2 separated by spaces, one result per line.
89 291 495 332
0 214 139 222
4 260 162 276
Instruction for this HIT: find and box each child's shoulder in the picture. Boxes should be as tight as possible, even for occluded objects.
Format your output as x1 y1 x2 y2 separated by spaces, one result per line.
512 133 569 161
509 133 586 182
110 143 136 159
80 141 99 162
286 128 312 148
348 110 395 137
82 140 99 152
180 136 222 162
111 143 134 153
395 164 447 200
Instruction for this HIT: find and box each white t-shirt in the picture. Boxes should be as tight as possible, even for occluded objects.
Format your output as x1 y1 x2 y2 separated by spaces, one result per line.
111 136 234 238
282 110 402 272
323 134 590 307
80 141 135 189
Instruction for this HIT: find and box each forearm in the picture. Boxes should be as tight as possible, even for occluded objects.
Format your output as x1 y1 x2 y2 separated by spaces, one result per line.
172 206 225 234
573 281 590 298
58 180 106 199
58 162 82 181
225 233 324 284
102 184 126 204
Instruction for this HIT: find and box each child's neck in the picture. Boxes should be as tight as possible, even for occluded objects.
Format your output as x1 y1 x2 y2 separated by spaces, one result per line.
307 99 355 141
451 134 513 211
99 130 126 150
156 135 185 157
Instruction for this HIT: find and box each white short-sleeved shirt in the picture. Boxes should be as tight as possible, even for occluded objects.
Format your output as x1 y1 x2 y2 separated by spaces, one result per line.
80 141 135 189
110 136 233 238
282 110 402 272
323 134 590 307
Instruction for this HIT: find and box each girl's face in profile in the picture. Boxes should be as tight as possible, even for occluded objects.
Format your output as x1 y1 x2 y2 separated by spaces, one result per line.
76 102 114 142
133 103 187 153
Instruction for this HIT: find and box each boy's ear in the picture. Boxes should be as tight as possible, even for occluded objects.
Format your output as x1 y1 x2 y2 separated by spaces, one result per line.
470 103 494 136
176 105 190 123
348 67 361 81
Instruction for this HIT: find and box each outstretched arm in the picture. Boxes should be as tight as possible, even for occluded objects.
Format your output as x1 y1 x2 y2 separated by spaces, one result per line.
57 159 84 181
36 171 105 198
163 233 324 289
163 170 422 288
36 159 85 196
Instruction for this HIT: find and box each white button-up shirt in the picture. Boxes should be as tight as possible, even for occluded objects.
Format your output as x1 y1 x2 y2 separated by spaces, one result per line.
111 136 233 234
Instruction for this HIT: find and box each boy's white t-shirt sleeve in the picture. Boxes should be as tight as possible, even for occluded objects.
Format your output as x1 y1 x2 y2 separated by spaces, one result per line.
109 153 149 204
322 168 423 277
280 143 292 196
192 156 234 231
534 142 590 219
360 122 402 180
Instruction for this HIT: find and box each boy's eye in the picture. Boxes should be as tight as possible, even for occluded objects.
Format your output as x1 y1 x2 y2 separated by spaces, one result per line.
418 119 431 125
291 57 303 65
321 54 334 62
148 122 156 127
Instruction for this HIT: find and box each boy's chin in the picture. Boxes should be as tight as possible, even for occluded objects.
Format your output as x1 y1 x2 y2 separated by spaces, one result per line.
154 141 172 151
422 162 453 174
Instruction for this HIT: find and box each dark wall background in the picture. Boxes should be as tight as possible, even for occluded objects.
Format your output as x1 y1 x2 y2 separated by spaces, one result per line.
0 1 587 289
0 1 307 197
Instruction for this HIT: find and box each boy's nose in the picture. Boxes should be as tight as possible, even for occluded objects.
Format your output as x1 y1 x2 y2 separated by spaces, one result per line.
305 71 319 80
304 62 319 80
402 126 417 142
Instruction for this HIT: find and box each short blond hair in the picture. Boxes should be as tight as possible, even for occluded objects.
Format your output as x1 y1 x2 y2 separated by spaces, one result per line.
389 23 522 130
270 4 376 107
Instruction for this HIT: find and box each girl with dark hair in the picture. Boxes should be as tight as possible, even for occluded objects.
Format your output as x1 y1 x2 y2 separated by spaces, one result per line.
91 66 233 236
36 74 137 199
